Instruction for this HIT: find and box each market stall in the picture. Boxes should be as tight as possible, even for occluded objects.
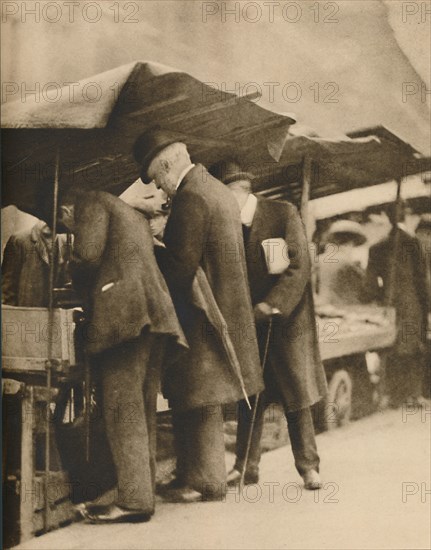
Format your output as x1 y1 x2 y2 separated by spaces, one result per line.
2 61 430 543
1 61 299 544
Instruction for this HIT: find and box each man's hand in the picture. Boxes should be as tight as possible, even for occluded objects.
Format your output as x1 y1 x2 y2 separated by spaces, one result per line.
254 302 274 324
123 196 159 217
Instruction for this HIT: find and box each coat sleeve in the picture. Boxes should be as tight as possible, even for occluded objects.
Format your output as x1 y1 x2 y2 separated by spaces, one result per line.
264 203 311 318
159 191 210 291
70 199 109 294
1 236 22 306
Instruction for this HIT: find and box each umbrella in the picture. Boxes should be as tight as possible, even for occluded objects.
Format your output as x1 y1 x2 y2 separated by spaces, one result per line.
1 60 294 219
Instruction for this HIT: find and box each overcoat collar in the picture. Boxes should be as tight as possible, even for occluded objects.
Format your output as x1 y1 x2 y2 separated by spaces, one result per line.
31 221 52 265
248 196 266 244
177 163 207 192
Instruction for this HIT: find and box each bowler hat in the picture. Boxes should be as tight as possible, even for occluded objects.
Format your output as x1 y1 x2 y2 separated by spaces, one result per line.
133 128 186 184
417 213 431 231
327 220 367 247
209 160 255 185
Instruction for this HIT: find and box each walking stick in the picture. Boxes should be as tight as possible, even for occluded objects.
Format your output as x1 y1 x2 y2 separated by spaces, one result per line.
239 315 274 488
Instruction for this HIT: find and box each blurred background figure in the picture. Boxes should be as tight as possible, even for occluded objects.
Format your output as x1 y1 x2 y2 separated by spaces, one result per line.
415 213 431 308
415 214 431 398
363 201 429 408
2 219 69 307
314 219 367 307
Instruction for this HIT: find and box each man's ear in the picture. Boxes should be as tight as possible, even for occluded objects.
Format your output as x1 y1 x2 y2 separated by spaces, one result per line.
160 159 170 173
59 205 73 221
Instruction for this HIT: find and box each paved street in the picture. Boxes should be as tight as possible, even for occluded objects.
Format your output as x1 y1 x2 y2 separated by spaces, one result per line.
16 407 431 550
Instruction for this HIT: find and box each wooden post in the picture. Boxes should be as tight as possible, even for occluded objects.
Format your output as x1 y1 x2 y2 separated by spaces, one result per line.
20 385 34 543
385 178 403 308
301 156 312 234
44 149 60 532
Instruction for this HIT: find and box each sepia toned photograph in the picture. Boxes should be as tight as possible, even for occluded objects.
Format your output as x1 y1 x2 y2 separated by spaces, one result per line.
1 1 430 549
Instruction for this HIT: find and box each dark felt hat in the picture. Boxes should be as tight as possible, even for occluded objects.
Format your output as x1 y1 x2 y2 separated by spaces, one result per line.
209 160 255 185
417 213 431 231
327 220 367 247
133 128 186 184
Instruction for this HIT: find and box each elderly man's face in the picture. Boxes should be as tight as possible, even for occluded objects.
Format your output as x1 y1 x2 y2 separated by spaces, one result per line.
147 156 178 197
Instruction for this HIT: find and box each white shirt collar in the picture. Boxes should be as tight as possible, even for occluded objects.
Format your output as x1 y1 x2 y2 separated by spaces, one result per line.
176 164 195 189
241 194 258 227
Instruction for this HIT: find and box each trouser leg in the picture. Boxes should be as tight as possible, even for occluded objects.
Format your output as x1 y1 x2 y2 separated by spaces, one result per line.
406 354 425 399
101 332 160 513
386 353 406 406
234 395 266 477
386 353 425 405
172 405 226 497
144 336 166 498
171 408 188 485
233 321 272 477
285 407 320 477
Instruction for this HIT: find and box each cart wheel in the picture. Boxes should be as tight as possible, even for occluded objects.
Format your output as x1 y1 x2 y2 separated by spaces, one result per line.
324 369 352 430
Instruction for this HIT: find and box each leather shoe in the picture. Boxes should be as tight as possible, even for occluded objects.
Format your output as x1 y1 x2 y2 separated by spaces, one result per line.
227 468 259 486
83 503 152 524
302 470 322 490
162 484 225 503
156 477 185 494
161 486 204 503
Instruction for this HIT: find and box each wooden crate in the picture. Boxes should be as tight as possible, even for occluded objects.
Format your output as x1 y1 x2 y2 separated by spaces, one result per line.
4 472 76 546
2 306 76 374
3 381 76 546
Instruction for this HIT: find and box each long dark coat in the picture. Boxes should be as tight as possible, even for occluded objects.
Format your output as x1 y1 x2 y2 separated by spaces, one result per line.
70 191 187 359
364 226 428 357
158 165 263 411
245 197 327 412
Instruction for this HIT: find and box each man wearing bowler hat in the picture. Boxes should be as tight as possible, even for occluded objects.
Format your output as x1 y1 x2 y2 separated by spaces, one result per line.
210 159 327 490
133 129 263 503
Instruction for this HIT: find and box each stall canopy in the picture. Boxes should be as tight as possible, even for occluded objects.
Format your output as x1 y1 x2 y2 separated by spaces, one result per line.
251 127 430 204
1 60 294 218
2 61 429 219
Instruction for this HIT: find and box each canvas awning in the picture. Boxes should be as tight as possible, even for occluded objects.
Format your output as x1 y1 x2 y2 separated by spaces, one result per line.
250 127 430 203
1 60 294 218
2 60 428 218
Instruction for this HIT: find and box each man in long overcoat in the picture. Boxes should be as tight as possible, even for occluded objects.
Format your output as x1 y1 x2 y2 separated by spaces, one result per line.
210 161 327 490
58 189 187 523
133 130 263 502
363 204 429 406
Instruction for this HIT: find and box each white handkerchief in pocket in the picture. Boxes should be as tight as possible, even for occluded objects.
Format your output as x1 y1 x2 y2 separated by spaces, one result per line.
261 238 290 275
